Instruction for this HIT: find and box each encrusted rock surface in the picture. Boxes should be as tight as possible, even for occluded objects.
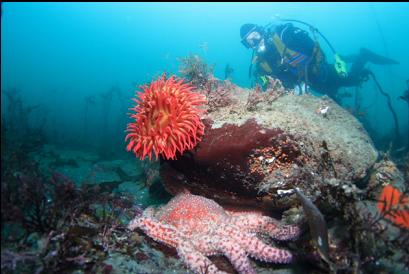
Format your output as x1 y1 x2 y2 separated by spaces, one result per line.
161 81 379 209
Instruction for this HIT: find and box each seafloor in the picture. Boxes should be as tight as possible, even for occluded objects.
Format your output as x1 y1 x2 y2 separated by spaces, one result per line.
1 71 408 274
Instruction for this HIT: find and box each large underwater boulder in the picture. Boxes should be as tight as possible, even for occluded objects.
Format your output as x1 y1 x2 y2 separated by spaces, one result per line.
160 79 378 210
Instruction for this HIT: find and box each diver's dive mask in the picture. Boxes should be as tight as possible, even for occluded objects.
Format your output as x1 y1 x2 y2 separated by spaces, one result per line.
241 27 264 50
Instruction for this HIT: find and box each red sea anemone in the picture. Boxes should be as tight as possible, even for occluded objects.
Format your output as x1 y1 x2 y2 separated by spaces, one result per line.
125 75 206 160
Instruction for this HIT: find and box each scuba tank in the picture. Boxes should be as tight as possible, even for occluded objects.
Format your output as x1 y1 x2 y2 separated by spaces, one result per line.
278 18 348 78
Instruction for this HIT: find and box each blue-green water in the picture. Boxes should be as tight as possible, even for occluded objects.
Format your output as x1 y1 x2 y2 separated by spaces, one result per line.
1 2 408 149
1 3 409 273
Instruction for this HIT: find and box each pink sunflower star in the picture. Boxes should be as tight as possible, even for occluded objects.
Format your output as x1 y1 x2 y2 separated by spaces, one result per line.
128 192 300 274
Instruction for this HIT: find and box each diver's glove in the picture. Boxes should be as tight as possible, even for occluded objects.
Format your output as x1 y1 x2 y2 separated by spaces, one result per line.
334 54 348 78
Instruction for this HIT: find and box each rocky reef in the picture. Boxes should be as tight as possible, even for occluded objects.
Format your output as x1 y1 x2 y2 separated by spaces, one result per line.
156 74 408 273
2 70 407 274
161 77 378 210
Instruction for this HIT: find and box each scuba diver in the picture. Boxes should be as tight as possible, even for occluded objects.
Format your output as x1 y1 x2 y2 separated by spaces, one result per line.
240 22 399 101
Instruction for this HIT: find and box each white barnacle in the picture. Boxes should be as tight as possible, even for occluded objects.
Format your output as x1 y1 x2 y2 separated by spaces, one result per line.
266 157 275 164
319 106 329 114
317 236 323 247
277 189 295 196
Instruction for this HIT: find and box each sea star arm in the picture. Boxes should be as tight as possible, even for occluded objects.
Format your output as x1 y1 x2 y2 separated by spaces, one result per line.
246 235 293 264
177 240 228 274
225 225 294 264
128 216 181 247
213 236 257 274
229 212 301 241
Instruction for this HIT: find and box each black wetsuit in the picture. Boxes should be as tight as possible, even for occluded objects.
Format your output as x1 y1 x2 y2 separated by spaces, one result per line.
254 23 365 100
308 57 366 99
254 23 315 90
